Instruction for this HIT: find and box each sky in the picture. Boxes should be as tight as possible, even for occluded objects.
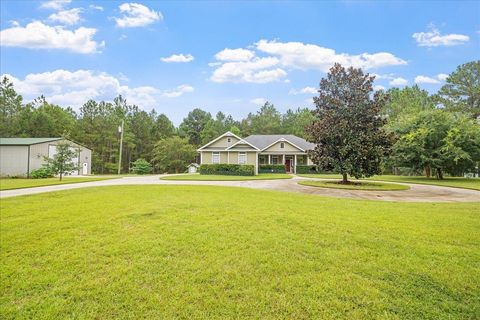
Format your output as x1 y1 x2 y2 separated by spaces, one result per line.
1 0 479 125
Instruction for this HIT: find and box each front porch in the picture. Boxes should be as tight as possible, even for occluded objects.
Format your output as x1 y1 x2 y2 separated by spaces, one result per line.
258 154 309 174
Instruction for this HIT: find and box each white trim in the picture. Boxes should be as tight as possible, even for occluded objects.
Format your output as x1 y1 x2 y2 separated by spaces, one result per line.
197 131 242 151
294 154 297 174
227 151 230 164
255 152 259 175
226 139 260 151
200 151 203 164
260 138 305 152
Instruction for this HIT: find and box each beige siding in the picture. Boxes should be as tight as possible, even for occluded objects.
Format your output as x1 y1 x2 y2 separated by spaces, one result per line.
220 152 228 163
201 151 212 164
246 152 256 165
0 146 28 177
207 136 240 149
229 143 257 150
264 141 302 152
307 156 314 165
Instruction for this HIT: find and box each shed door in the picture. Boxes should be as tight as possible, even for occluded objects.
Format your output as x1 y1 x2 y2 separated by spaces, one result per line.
82 163 88 175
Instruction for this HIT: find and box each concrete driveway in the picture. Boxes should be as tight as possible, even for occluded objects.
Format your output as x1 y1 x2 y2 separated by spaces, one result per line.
1 175 479 203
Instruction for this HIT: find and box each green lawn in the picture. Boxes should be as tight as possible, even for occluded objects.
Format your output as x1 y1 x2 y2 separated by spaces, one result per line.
1 185 479 319
297 174 480 190
161 173 292 181
0 177 114 191
298 180 409 191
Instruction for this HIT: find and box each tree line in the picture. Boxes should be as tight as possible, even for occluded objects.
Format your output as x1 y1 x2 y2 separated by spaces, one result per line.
0 77 314 174
1 60 478 178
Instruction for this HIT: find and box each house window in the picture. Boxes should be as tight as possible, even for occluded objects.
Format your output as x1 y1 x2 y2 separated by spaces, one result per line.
271 156 279 164
227 138 231 143
212 152 220 164
280 142 284 149
238 152 246 164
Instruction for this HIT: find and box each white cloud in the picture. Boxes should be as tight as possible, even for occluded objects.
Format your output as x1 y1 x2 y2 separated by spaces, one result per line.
0 21 104 54
389 77 408 86
115 3 162 28
89 4 104 11
211 56 287 83
10 20 20 27
215 48 255 61
40 0 71 10
161 53 194 63
255 39 406 71
437 73 449 81
289 86 317 95
48 8 82 25
161 84 194 98
119 34 128 40
373 85 386 91
413 25 469 47
250 97 267 106
210 39 406 83
2 70 193 109
415 75 440 84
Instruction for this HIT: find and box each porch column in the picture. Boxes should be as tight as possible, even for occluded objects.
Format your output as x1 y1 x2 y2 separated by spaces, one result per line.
268 154 271 164
255 152 259 175
227 151 230 164
283 154 286 165
294 154 297 174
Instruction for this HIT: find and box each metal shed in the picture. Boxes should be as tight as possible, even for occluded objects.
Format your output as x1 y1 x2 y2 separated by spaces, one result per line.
0 138 92 177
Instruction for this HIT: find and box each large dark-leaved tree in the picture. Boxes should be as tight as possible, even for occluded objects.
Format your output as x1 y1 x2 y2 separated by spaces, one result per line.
307 63 394 183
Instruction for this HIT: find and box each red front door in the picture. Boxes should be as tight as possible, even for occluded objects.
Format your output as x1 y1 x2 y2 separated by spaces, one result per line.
285 159 291 173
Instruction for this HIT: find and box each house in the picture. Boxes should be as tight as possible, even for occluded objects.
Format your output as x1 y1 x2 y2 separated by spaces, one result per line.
0 137 92 177
197 132 315 175
187 163 200 173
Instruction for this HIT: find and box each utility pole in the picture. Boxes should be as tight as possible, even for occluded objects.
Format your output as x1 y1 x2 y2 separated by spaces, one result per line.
118 120 124 175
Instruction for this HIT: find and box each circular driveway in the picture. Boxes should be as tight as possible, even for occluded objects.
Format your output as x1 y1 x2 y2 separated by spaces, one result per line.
1 175 479 203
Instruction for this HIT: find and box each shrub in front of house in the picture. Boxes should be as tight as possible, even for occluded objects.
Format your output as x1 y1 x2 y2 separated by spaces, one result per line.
30 165 54 179
295 165 320 174
199 164 255 176
131 158 153 175
259 164 286 173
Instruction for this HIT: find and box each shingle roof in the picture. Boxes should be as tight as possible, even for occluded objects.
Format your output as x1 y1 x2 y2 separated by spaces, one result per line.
0 137 61 146
243 135 315 151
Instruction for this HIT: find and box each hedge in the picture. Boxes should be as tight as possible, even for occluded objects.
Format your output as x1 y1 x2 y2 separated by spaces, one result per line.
199 164 255 176
259 164 286 173
295 165 319 174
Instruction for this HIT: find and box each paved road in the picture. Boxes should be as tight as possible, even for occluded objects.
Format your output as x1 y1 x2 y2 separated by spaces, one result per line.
1 175 479 202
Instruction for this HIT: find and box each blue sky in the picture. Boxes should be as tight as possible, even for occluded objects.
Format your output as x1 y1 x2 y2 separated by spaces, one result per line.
1 0 479 124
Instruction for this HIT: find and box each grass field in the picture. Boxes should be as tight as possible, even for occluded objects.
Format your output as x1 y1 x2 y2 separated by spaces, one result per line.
298 180 409 191
161 173 292 181
1 185 479 319
0 177 114 191
297 174 480 190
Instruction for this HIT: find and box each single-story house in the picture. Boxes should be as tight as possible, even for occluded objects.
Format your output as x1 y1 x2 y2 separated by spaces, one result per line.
197 131 315 175
0 137 92 177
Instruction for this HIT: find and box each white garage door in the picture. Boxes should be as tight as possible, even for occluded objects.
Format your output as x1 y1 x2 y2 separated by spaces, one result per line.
48 145 79 176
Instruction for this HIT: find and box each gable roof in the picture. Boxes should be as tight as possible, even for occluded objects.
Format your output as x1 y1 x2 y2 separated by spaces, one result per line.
0 137 61 146
197 131 242 151
244 135 315 151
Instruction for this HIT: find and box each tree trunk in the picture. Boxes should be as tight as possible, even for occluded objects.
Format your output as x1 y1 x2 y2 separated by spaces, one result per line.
342 173 348 184
425 165 431 178
436 168 444 180
59 173 63 181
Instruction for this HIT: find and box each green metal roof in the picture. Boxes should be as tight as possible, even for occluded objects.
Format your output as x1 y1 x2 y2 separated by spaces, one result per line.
0 137 61 146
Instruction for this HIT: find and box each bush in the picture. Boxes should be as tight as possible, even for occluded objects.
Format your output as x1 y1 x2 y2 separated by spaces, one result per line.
295 165 319 174
200 164 255 176
259 164 285 173
131 158 153 175
30 166 54 179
